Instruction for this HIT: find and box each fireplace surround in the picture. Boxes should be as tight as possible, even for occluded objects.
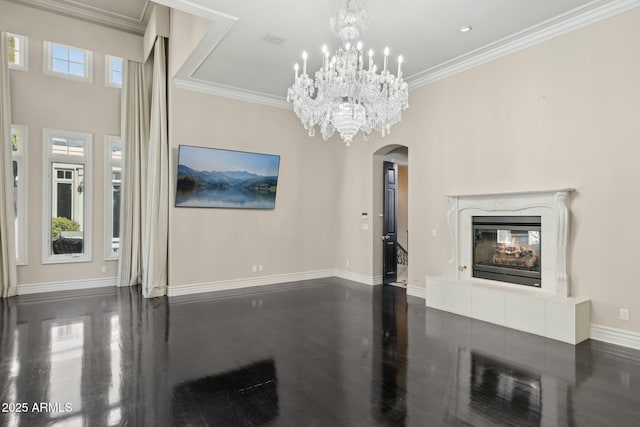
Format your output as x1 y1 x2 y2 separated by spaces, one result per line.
447 189 571 297
425 190 591 344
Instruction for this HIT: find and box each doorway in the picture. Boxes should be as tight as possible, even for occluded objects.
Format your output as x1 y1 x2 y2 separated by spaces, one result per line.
374 145 408 287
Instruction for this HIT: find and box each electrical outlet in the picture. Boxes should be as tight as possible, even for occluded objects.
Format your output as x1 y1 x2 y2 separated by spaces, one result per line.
252 265 257 273
259 265 263 272
620 308 629 321
101 265 107 273
432 228 438 237
346 260 350 267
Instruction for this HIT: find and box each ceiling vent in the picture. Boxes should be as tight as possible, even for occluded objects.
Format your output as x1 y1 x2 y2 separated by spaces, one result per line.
262 32 287 46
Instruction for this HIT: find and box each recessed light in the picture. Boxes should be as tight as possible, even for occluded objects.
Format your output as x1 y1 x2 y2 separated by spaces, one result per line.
460 26 472 33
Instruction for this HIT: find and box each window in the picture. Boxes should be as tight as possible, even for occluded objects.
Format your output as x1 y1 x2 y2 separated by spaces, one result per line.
11 125 28 265
43 128 92 263
105 55 123 88
43 41 93 83
104 136 122 260
7 33 28 71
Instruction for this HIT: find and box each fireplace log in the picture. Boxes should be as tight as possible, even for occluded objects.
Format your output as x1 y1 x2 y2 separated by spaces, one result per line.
492 254 538 269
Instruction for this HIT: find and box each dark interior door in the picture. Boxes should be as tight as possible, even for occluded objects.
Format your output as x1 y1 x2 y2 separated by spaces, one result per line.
57 182 72 220
383 161 398 284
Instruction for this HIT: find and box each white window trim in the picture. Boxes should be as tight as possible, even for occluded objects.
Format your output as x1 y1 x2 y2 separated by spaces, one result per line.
7 33 28 72
42 128 93 264
104 135 122 261
105 55 123 88
43 41 93 83
11 125 28 265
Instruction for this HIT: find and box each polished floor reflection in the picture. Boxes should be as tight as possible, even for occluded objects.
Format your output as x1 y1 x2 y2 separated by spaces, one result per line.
1 279 640 426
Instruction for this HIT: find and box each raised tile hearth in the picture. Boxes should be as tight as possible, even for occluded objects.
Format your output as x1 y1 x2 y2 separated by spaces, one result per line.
426 190 591 344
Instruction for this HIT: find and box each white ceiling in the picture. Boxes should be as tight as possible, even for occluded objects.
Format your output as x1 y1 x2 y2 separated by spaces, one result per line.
176 0 605 99
12 0 628 102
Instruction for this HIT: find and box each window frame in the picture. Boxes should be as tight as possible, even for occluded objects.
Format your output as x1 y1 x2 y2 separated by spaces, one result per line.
42 128 93 264
7 33 28 72
11 125 28 265
105 55 123 88
43 41 93 83
104 135 122 261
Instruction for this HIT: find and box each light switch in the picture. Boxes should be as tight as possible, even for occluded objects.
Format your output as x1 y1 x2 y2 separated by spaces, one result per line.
361 223 369 230
431 228 438 237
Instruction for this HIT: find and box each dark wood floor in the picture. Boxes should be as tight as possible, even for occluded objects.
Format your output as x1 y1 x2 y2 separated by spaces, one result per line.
1 278 640 426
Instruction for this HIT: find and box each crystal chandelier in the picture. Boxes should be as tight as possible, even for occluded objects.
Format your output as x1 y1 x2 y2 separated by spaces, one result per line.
287 0 409 146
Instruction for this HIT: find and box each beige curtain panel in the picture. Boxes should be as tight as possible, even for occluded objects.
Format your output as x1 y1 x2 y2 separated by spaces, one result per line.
118 36 168 298
143 36 168 298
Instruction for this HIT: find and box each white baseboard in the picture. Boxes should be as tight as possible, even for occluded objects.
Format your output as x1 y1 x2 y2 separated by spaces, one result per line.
167 269 335 297
18 277 117 295
407 285 426 299
590 324 640 350
334 269 381 286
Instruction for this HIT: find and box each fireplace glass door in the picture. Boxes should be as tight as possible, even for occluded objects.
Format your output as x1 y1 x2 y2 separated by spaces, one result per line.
472 216 541 287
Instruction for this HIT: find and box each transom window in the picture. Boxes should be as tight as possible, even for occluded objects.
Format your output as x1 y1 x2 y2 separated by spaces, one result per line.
43 41 93 83
7 33 28 71
43 128 93 264
52 136 86 157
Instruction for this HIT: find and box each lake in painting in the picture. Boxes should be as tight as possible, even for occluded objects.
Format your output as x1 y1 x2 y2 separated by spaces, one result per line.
176 146 280 209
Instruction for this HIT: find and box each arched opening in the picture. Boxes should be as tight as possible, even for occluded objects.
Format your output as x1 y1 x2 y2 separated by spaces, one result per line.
372 144 409 286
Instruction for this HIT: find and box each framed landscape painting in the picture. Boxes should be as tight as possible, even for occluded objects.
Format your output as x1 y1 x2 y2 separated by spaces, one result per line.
176 145 280 209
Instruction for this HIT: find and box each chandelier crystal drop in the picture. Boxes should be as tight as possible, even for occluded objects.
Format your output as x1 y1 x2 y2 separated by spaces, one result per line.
287 0 409 146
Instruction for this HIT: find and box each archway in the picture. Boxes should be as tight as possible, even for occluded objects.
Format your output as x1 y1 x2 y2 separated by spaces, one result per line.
372 144 409 286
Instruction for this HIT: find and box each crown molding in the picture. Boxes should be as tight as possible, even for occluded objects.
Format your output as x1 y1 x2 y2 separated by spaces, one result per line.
151 0 237 22
171 6 238 84
174 78 291 110
169 0 640 108
162 1 283 107
9 0 148 35
407 0 640 89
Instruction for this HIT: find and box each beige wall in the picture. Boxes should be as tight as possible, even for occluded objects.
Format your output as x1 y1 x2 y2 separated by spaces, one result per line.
1 0 143 285
335 8 640 333
168 89 338 285
168 11 337 286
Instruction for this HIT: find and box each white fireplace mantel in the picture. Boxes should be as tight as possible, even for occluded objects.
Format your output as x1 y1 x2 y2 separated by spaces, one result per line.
447 189 573 297
425 189 591 345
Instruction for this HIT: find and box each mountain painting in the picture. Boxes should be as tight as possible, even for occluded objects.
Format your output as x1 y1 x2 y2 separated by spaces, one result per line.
176 146 280 209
